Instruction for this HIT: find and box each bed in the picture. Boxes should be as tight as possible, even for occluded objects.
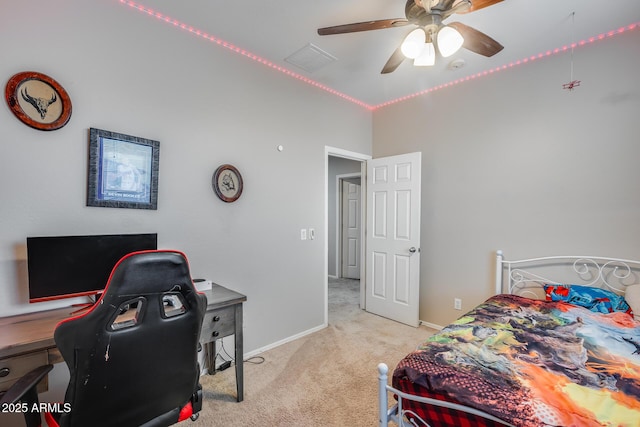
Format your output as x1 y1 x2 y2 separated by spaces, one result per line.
378 251 640 427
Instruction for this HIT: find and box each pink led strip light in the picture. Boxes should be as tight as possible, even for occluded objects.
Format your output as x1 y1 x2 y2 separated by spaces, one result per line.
119 1 637 111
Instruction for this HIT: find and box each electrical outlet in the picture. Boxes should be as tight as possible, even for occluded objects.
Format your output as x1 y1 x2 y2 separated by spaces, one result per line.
300 229 307 240
454 298 462 310
308 228 315 240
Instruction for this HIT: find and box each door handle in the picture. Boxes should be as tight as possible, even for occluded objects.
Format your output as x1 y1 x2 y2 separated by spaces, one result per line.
409 247 420 254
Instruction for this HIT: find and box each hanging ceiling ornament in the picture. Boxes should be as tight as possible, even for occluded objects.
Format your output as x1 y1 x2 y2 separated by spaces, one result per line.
562 11 581 92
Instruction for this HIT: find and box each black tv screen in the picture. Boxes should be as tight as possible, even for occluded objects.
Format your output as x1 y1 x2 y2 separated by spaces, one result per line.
26 233 157 303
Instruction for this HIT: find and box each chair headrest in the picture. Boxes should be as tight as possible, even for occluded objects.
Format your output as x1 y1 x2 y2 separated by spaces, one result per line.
103 250 195 298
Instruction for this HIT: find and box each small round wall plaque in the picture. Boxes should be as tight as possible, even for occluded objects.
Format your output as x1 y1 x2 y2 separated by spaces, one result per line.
212 164 243 203
5 71 72 131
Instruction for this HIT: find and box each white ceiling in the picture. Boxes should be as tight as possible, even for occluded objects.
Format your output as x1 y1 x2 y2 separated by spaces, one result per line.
133 0 639 108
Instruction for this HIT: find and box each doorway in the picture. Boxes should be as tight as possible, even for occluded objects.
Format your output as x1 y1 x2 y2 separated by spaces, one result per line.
324 148 422 327
325 148 422 327
324 147 370 326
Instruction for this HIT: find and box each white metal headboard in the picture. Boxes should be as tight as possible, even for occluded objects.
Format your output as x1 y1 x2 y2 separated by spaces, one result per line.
495 250 640 299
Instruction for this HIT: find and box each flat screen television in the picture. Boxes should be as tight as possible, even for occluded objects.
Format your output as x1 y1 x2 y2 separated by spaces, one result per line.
26 233 157 303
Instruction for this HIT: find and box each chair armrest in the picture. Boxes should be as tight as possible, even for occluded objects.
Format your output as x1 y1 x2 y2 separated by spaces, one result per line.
0 364 54 404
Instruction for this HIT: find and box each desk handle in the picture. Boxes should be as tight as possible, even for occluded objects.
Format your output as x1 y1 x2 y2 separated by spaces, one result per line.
212 316 220 322
0 367 9 377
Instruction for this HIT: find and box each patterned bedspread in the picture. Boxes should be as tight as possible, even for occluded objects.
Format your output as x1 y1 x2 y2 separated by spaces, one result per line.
393 294 640 427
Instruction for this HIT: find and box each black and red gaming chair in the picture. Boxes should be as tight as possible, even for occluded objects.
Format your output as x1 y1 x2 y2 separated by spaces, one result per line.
1 250 207 427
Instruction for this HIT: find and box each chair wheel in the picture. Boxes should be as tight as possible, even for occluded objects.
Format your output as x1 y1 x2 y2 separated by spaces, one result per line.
190 413 200 421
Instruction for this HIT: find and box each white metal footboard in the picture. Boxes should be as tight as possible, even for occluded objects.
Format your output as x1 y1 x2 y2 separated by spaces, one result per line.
378 363 514 427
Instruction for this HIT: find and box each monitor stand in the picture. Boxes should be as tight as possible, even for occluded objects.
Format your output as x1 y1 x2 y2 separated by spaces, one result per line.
70 295 99 315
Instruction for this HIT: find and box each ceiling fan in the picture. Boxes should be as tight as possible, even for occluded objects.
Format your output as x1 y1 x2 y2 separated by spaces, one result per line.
317 0 504 73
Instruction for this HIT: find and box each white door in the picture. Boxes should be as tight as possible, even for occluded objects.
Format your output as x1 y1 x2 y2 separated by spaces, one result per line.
365 152 421 327
341 180 361 279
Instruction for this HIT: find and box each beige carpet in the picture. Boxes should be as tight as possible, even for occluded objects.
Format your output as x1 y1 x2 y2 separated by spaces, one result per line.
196 278 435 426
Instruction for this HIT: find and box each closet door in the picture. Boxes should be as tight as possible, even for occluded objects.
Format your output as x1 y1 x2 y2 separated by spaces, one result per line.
341 180 361 279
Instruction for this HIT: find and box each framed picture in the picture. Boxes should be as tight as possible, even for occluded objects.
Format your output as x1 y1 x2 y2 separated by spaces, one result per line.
212 164 243 203
87 128 159 210
5 71 72 131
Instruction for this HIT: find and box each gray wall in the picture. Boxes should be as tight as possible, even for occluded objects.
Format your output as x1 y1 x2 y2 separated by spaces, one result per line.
0 0 371 353
373 29 640 327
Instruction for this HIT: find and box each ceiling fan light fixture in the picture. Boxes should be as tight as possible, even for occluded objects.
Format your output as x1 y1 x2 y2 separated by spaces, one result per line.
401 28 426 59
437 25 464 57
414 42 435 66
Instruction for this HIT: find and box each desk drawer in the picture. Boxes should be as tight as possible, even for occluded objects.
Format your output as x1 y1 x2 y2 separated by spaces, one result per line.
201 306 235 342
0 351 49 393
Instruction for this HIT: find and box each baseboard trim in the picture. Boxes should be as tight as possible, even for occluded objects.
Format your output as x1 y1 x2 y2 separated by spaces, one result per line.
241 320 441 362
243 322 329 360
420 320 444 330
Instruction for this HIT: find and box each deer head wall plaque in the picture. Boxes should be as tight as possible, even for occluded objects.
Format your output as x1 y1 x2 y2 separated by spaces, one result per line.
5 71 72 131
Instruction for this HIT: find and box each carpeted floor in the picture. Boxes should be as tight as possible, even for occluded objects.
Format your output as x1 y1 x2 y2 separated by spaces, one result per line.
195 278 435 426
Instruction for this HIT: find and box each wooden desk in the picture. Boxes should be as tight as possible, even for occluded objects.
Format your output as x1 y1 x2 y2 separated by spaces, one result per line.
0 306 69 394
0 283 246 401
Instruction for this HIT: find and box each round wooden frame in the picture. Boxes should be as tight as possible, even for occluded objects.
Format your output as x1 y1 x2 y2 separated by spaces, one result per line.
212 164 243 203
5 71 72 131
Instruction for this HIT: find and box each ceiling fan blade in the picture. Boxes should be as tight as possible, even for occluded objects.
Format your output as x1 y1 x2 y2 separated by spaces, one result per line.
459 0 503 14
381 46 406 74
318 19 409 35
448 22 503 57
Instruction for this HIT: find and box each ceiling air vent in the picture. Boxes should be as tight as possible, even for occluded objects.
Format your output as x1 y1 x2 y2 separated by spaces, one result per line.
285 43 337 73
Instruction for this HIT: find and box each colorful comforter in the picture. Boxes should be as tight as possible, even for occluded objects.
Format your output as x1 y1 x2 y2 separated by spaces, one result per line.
393 294 640 427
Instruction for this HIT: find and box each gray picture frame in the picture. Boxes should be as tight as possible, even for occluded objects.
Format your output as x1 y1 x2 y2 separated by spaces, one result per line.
87 128 159 210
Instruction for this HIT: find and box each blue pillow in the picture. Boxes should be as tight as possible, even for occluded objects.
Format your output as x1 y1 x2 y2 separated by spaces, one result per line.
544 284 633 316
